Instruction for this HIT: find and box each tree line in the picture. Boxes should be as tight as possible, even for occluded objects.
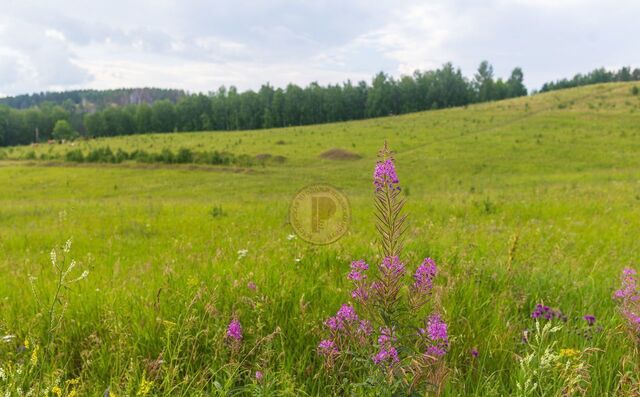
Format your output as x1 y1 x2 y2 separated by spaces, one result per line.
0 61 528 147
540 66 640 92
0 88 184 110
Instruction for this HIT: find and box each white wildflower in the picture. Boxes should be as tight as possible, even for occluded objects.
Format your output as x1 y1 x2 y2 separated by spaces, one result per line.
63 238 72 253
50 249 57 267
237 249 248 259
1 335 15 343
64 260 77 277
287 234 296 241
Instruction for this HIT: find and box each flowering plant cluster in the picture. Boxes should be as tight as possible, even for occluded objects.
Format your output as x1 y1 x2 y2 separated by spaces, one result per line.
317 143 448 393
531 304 567 322
614 268 640 341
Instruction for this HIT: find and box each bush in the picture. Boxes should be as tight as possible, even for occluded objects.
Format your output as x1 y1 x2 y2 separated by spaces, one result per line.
176 148 193 164
65 149 85 162
115 149 129 163
631 86 639 96
86 147 116 163
130 150 152 163
155 148 175 164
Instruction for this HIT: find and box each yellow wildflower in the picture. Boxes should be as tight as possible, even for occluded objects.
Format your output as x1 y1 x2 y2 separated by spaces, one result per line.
51 386 62 397
559 348 579 358
136 373 153 396
24 338 30 349
30 344 40 365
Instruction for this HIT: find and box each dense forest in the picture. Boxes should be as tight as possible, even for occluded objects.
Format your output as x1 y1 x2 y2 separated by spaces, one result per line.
0 88 185 110
540 66 640 92
0 62 637 147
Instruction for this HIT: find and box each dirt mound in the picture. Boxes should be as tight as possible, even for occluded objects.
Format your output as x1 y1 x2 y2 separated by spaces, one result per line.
320 148 362 161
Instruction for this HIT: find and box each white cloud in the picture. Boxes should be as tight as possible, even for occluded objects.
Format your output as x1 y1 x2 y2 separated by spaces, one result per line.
0 0 639 96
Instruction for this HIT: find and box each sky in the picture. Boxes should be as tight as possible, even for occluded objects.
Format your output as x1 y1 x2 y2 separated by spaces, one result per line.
0 0 639 97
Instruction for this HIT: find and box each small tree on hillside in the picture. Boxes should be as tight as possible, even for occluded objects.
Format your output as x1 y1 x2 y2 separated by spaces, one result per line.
52 120 78 141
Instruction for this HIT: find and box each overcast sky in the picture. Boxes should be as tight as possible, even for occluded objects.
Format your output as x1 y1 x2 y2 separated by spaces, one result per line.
0 0 638 97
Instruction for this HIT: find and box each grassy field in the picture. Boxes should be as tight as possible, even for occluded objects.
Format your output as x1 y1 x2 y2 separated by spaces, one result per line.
1 82 640 396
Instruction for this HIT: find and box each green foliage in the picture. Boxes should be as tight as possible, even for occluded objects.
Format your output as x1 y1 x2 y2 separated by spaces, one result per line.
65 148 84 162
52 120 78 141
0 62 534 147
631 86 639 96
541 65 640 92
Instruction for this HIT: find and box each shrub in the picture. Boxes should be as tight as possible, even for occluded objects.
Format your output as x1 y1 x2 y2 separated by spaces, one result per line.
115 149 129 163
155 148 175 164
65 149 85 163
175 148 193 164
631 86 639 96
210 205 225 218
86 147 116 163
130 149 152 163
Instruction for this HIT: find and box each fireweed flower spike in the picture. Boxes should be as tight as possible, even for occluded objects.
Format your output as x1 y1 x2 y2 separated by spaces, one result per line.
421 314 449 358
373 159 400 191
227 319 242 340
348 260 370 303
316 143 448 393
613 267 640 337
374 142 407 258
226 317 242 353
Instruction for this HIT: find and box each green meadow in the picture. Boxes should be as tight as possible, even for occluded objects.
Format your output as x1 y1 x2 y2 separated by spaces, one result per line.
1 82 640 395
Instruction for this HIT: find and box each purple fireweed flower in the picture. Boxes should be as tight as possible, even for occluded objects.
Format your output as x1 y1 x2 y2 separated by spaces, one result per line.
336 304 358 322
324 304 359 331
381 256 405 277
373 326 399 365
318 339 338 356
413 257 437 293
255 371 263 381
424 314 448 341
614 268 638 300
471 347 479 358
351 286 369 302
226 318 242 341
325 316 341 330
421 314 449 357
426 345 447 357
373 158 400 191
583 315 596 326
348 270 366 281
373 346 399 365
247 281 257 290
358 320 373 336
350 259 369 271
377 327 397 345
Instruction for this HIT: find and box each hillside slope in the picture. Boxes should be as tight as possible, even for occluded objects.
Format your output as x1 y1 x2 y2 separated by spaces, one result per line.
3 82 640 175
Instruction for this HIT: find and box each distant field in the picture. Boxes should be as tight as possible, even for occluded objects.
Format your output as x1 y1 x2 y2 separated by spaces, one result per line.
1 82 640 395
